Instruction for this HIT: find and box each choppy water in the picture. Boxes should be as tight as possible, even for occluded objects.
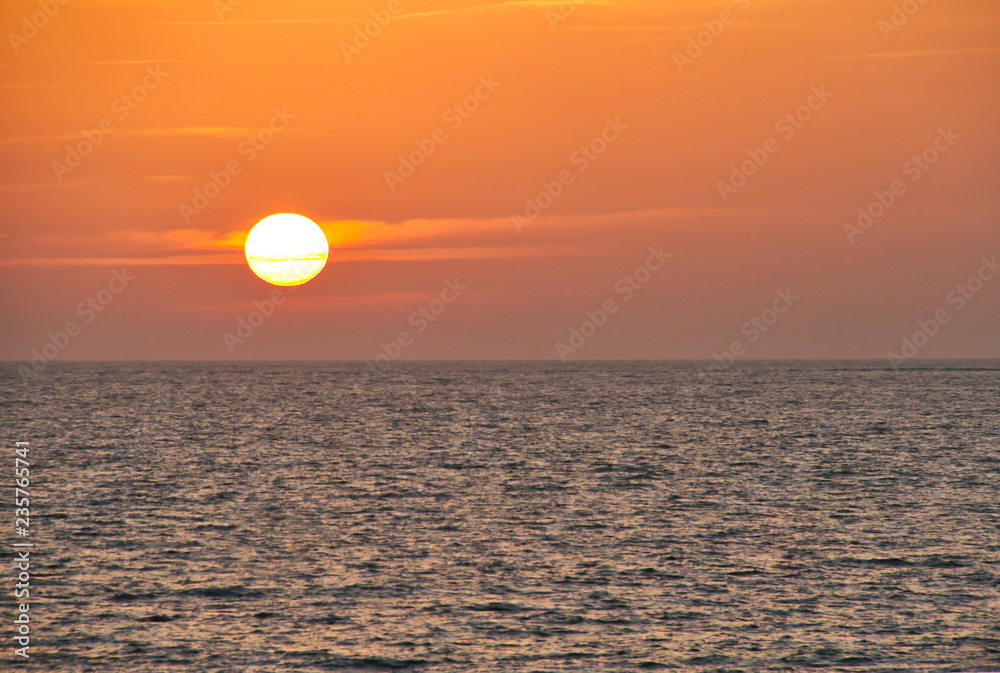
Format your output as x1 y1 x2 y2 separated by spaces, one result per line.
2 361 999 672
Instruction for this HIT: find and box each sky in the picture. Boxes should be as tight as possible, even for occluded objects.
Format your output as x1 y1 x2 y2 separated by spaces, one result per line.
1 0 998 363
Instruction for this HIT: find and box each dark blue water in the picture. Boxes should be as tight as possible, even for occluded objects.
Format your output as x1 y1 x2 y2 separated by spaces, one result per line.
2 361 999 671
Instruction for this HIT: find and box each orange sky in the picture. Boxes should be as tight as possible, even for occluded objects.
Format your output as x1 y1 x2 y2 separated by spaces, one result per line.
1 0 998 362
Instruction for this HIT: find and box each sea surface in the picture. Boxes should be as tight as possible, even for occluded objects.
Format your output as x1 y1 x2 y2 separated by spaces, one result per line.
2 361 999 672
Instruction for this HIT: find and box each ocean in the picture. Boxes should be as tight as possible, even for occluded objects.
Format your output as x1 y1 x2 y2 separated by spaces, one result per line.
2 360 998 672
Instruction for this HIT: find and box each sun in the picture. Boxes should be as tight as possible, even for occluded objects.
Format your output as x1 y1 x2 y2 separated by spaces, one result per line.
245 213 329 287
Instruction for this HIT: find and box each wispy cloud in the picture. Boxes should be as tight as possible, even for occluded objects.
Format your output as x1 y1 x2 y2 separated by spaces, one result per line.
183 291 437 314
0 253 245 267
0 127 259 146
144 0 621 25
0 181 90 190
397 0 610 20
0 206 766 267
827 47 1000 60
0 84 75 90
85 59 189 65
100 228 240 251
144 18 353 26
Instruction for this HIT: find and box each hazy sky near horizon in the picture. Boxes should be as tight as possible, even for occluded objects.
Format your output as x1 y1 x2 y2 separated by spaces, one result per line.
1 0 998 362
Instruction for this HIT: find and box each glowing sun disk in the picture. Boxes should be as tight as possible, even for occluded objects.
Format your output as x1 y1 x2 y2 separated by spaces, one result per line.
244 213 329 287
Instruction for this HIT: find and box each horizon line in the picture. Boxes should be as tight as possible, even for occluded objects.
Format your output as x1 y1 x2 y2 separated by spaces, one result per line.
3 358 998 364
